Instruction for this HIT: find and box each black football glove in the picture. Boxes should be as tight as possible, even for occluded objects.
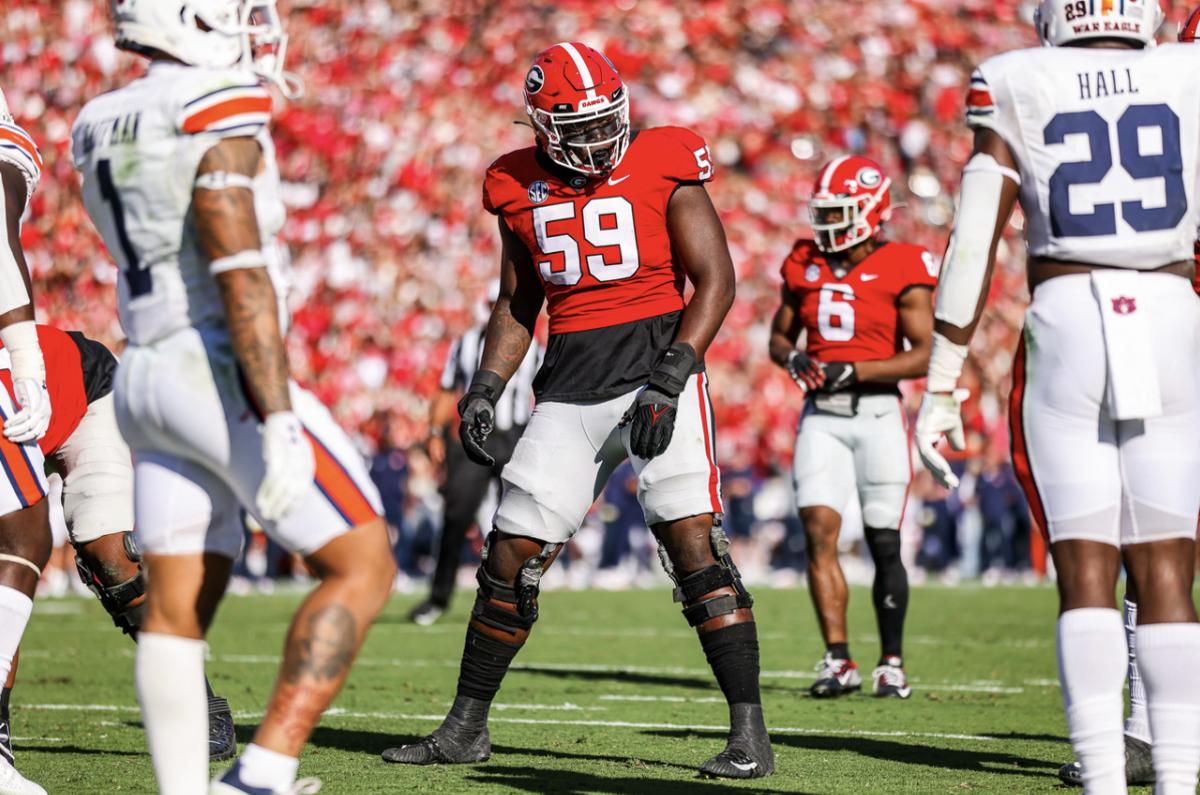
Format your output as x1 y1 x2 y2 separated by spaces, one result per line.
621 342 696 460
457 370 505 467
785 351 825 391
817 362 858 393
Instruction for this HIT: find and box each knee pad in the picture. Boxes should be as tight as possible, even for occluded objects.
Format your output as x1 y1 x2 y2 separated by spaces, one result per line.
470 530 558 637
865 527 902 565
660 521 754 627
75 532 145 637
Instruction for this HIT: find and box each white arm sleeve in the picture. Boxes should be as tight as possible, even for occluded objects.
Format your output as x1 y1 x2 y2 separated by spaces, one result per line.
0 171 32 318
933 153 1020 328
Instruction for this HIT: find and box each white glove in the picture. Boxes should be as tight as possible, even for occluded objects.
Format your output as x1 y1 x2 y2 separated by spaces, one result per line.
257 411 315 522
4 376 51 443
915 388 969 490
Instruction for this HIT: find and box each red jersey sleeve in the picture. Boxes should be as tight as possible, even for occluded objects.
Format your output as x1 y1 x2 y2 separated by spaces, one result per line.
779 239 822 294
890 242 939 299
642 126 714 184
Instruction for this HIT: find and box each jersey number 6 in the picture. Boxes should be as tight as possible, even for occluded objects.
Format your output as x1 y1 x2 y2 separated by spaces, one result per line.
532 197 640 286
817 284 855 342
1044 103 1185 238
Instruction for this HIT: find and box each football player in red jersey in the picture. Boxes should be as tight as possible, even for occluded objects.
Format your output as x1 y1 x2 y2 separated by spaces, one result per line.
0 326 237 785
383 42 773 779
769 156 935 701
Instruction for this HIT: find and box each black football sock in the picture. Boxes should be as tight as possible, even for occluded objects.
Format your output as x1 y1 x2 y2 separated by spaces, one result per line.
699 622 762 706
866 527 908 663
0 685 9 721
452 626 524 732
827 642 851 661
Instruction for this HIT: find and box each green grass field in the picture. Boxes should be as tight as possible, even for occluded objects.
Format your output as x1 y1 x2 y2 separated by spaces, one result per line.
11 583 1127 793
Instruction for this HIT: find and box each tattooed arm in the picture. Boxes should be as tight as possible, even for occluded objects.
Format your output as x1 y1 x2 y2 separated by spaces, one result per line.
194 137 291 415
476 217 545 384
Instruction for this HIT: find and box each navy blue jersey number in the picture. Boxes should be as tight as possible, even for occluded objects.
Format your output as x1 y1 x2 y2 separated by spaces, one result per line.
1045 104 1186 238
97 159 152 297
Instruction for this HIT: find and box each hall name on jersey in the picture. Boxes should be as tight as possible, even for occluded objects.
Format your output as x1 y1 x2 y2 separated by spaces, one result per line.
73 112 142 157
1076 68 1139 101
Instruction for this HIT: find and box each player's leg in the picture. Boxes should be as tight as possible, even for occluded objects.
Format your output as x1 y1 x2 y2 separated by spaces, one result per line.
1012 290 1129 791
59 392 237 760
638 373 773 779
855 395 913 698
1114 291 1200 794
383 399 615 766
211 387 395 793
793 407 860 697
130 453 239 795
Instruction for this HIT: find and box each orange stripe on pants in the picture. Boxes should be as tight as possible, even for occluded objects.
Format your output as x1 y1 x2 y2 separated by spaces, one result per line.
307 431 375 527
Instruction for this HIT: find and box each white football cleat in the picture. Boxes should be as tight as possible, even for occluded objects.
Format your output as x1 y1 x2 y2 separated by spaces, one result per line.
809 653 862 698
0 757 46 795
871 659 912 699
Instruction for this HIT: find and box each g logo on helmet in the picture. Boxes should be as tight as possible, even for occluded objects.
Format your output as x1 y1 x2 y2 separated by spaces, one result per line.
525 65 545 95
856 167 883 189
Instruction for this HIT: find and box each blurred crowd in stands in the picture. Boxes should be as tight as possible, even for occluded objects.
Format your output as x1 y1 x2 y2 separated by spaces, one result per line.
12 0 1197 592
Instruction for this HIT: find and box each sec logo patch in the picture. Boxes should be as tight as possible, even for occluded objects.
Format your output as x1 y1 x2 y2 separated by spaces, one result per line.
528 180 549 204
805 265 821 282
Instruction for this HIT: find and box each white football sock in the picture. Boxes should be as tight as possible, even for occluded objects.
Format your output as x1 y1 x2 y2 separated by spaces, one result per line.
1122 596 1150 744
0 586 32 687
1137 622 1200 795
237 743 299 791
1058 608 1127 794
136 633 208 795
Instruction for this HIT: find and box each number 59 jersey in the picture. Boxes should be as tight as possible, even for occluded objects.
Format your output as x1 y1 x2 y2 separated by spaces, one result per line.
483 126 713 334
71 62 287 346
969 44 1200 269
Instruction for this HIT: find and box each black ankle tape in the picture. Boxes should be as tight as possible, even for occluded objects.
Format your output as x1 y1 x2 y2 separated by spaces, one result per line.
699 621 761 706
456 625 524 702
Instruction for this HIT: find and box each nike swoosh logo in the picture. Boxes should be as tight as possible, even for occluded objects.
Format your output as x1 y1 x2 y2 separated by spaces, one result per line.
861 274 880 282
730 761 758 772
608 175 630 186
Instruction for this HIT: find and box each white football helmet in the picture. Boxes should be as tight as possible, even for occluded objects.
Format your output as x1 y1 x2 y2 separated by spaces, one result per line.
1035 0 1164 48
111 0 294 94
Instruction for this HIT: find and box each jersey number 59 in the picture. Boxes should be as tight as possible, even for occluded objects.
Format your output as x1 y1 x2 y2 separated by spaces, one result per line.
532 197 640 285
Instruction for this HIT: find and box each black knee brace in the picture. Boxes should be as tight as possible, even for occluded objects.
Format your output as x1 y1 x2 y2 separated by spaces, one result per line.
661 521 754 627
470 531 558 637
75 532 145 638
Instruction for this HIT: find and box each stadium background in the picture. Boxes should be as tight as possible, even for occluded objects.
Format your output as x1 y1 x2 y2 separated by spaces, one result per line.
7 0 1199 592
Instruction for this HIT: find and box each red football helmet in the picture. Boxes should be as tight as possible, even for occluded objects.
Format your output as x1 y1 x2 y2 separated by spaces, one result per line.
1181 5 1200 41
524 42 629 177
808 155 892 254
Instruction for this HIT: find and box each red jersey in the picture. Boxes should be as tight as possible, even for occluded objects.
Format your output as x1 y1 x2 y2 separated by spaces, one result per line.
0 326 92 455
483 126 714 335
781 239 937 369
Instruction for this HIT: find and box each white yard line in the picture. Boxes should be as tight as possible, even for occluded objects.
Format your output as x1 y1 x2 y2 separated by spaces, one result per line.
17 703 1002 743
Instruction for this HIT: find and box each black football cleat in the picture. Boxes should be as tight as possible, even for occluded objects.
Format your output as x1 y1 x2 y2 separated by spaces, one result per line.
381 726 490 765
209 695 237 762
1056 735 1155 787
699 704 775 780
382 696 492 765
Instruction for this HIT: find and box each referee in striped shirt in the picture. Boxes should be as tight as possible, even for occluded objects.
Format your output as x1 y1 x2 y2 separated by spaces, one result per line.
410 288 541 625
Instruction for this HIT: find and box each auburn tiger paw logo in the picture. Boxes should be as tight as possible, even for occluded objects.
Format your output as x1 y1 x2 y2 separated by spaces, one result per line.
1111 296 1137 315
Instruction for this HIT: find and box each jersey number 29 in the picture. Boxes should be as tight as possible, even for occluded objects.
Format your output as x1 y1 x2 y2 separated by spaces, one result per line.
1045 103 1185 238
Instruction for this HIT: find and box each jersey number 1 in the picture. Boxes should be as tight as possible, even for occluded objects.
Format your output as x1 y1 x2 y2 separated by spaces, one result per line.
1044 103 1186 238
97 159 153 298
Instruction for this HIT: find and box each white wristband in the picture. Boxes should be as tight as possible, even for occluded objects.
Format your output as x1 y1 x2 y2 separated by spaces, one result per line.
926 331 968 393
0 320 44 382
210 249 267 275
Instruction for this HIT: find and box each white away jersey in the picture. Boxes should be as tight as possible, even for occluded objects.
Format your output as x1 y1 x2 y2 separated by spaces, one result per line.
71 62 287 346
969 44 1200 269
0 118 42 211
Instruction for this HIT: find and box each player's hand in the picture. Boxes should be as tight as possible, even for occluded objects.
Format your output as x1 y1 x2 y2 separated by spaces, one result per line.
915 389 969 490
4 377 51 443
817 362 857 394
458 393 496 467
785 351 824 392
621 387 678 460
256 411 315 521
